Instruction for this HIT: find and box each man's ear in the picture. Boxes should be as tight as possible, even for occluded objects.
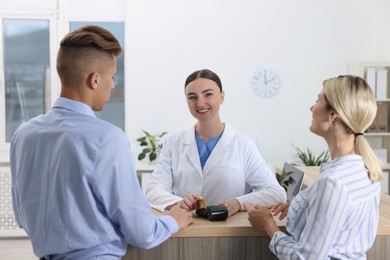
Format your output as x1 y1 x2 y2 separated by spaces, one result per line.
88 72 99 90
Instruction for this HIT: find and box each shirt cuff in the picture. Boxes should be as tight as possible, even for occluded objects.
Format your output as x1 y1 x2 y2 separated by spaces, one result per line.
162 215 179 234
235 197 244 211
269 231 287 255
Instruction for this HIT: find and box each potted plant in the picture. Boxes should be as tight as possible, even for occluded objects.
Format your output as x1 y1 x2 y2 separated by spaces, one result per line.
136 130 168 163
291 144 329 166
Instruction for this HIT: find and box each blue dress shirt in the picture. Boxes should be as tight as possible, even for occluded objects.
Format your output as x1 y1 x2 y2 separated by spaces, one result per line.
270 155 381 259
10 97 178 259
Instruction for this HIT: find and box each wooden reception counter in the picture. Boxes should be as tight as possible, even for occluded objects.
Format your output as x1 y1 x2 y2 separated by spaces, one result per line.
124 166 390 260
124 210 282 260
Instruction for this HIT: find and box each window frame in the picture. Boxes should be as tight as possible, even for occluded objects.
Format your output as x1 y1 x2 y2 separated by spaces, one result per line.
0 0 127 163
0 10 59 162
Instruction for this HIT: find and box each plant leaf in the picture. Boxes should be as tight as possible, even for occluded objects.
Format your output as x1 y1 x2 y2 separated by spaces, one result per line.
142 148 151 153
137 137 146 142
139 141 148 146
149 152 157 161
291 144 329 166
137 130 167 162
158 131 168 138
138 153 146 160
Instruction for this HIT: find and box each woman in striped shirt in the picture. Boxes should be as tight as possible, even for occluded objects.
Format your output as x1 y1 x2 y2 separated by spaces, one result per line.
244 75 383 259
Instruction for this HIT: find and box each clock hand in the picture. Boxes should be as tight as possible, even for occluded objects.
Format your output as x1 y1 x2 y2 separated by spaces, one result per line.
266 77 277 84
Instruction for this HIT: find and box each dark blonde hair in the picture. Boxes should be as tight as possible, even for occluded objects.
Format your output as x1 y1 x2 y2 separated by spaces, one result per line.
56 25 122 87
323 75 383 182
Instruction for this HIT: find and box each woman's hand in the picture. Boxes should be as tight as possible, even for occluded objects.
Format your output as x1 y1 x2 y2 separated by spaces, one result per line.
243 203 280 238
219 199 241 217
219 198 241 217
179 193 204 211
268 202 290 220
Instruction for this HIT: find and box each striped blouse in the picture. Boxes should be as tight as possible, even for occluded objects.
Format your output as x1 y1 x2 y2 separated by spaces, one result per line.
269 155 381 259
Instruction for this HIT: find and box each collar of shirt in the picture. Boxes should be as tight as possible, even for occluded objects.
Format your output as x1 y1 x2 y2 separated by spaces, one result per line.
52 97 96 118
195 133 223 170
319 154 363 174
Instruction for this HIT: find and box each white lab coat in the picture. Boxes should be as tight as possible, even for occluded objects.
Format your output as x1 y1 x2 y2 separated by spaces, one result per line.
145 124 287 212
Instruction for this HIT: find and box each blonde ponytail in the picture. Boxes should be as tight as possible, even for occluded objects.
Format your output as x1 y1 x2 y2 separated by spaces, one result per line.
354 135 383 182
323 75 383 182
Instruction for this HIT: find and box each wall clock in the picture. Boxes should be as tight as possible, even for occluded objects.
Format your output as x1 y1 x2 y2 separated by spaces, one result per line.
250 69 281 98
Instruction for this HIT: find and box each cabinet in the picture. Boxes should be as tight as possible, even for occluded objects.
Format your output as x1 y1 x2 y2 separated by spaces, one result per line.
135 163 155 193
348 62 390 194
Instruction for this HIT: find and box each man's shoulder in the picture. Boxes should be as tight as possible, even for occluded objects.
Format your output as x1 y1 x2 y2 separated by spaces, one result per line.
19 112 125 145
78 117 126 145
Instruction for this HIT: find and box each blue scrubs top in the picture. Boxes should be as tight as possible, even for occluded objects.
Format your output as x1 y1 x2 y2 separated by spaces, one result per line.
195 133 223 169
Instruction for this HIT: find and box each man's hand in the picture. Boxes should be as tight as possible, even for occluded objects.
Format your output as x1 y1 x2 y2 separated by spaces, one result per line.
166 205 193 230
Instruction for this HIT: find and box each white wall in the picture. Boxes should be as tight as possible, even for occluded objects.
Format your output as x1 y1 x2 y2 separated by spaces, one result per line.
2 0 390 169
125 0 390 169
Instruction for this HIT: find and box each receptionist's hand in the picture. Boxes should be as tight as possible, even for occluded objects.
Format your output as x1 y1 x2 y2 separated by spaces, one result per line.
179 193 204 211
219 198 241 217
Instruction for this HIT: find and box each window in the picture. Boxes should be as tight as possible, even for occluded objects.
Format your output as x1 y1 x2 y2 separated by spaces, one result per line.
3 19 50 142
1 21 125 143
0 1 125 162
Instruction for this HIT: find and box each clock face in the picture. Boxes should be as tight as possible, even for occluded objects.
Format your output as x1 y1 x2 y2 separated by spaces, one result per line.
250 69 281 98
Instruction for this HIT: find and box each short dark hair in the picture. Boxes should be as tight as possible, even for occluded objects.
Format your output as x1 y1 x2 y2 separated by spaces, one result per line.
59 25 122 55
56 25 122 86
184 69 223 92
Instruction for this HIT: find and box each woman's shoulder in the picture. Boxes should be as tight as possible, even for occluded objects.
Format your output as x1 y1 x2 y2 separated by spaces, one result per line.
319 155 365 179
223 124 256 145
318 156 379 199
165 127 195 144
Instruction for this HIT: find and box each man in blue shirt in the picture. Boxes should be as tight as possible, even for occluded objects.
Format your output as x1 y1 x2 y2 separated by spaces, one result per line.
10 25 193 259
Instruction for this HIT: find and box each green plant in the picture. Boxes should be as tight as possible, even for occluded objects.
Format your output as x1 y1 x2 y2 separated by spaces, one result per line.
292 144 330 166
137 130 168 162
279 170 295 191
